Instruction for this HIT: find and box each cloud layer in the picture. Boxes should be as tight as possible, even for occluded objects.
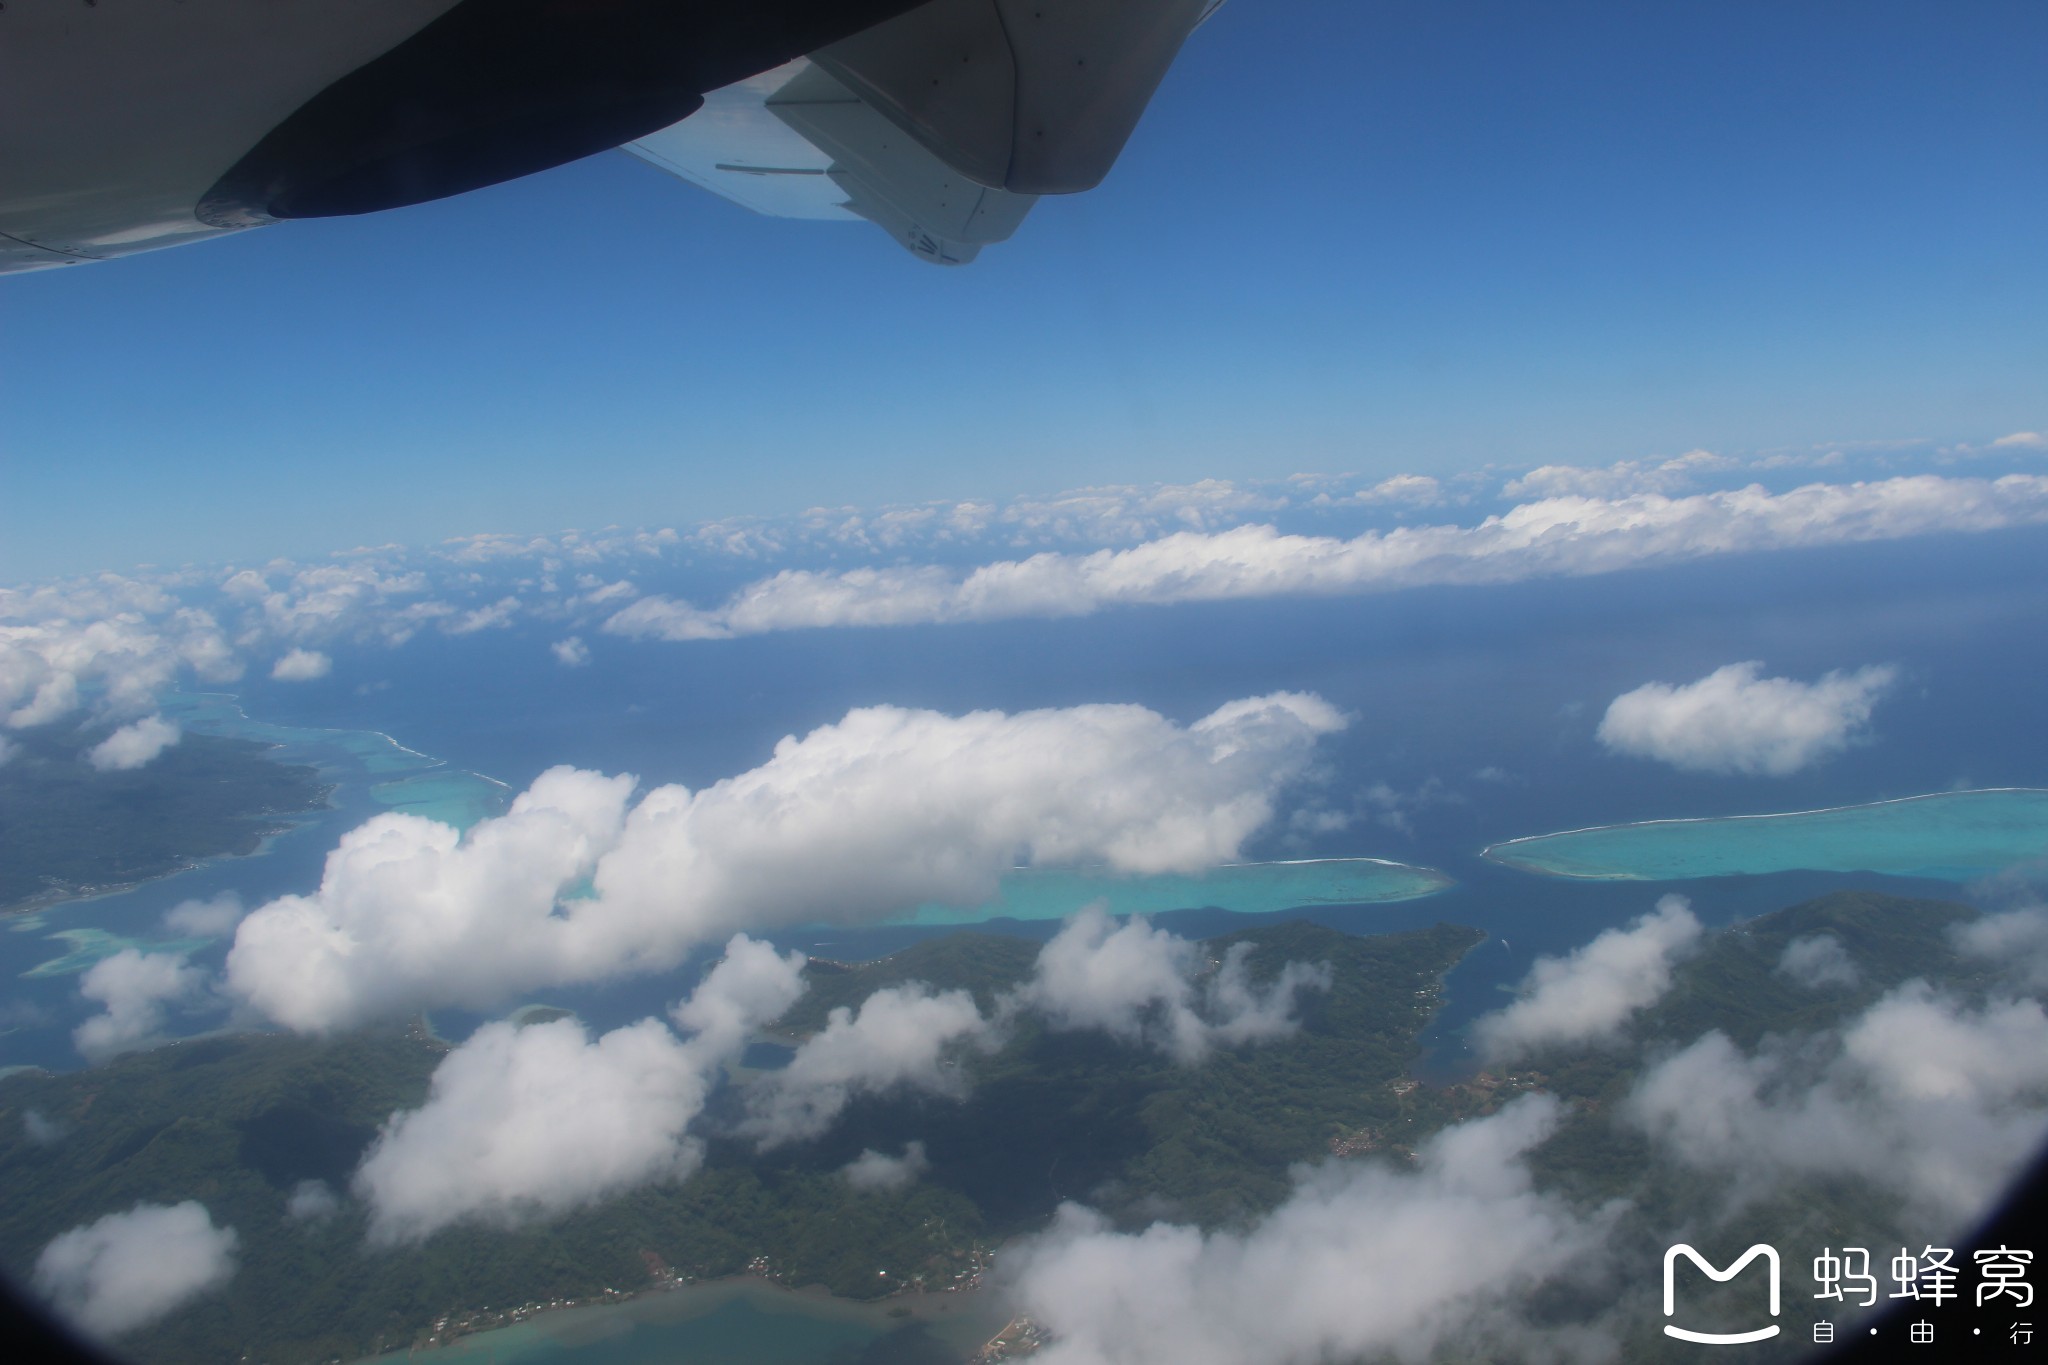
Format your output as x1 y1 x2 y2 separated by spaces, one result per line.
607 475 2048 641
1596 661 1896 776
225 694 1345 1031
34 1202 238 1338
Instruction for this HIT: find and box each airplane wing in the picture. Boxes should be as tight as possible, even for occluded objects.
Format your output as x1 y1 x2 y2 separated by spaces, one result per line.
1 0 1223 275
627 0 1225 265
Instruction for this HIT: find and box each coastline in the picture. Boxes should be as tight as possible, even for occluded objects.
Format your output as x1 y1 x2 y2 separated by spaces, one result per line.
897 855 1456 927
1482 786 2048 880
0 799 334 921
350 1270 1007 1365
1483 786 2048 855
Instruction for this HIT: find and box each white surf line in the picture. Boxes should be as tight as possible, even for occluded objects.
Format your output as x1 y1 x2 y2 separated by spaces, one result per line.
1002 855 1447 874
178 688 515 792
1482 786 2048 859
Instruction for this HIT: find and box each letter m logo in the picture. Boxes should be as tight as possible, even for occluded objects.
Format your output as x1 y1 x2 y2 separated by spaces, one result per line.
1663 1243 1782 1344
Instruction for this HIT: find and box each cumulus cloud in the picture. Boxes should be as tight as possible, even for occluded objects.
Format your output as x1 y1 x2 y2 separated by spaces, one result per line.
355 1018 706 1243
606 475 2048 640
744 984 995 1148
550 635 591 667
163 892 242 937
270 648 332 681
1007 1094 1615 1365
1596 661 1896 776
1009 906 1330 1064
1 582 219 731
225 695 1344 1031
1992 431 2046 450
668 931 810 1050
85 714 181 772
33 1202 238 1339
1776 933 1860 989
841 1141 930 1192
73 950 208 1062
1628 981 2048 1225
353 935 804 1243
1472 897 1701 1061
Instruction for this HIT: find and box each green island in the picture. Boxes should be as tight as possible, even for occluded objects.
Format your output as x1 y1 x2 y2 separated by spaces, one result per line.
0 920 1480 1365
0 725 330 914
1501 889 2016 1362
0 892 2025 1365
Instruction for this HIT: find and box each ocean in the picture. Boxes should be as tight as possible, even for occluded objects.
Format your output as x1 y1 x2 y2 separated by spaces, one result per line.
10 530 2048 1073
6 530 2048 1362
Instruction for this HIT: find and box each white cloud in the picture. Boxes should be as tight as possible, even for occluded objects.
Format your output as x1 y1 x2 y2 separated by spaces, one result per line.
73 949 207 1062
744 984 994 1148
1953 906 2048 992
0 590 206 731
33 1202 238 1339
1628 981 2048 1225
1502 449 1735 500
85 714 181 772
6 670 79 727
270 648 332 681
0 735 16 766
744 907 1333 1148
1008 906 1329 1064
225 695 1344 1031
284 1180 339 1223
1776 933 1859 989
1471 896 1701 1061
355 1018 706 1244
1991 431 2046 450
842 1141 931 1192
1006 1094 1615 1365
550 635 591 667
1349 473 1445 506
162 892 242 937
606 475 2048 640
449 596 520 634
353 935 803 1244
667 931 810 1050
1596 661 1896 776
23 1109 65 1145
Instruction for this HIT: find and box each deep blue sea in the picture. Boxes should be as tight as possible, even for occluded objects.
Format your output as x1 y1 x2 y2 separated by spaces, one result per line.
9 529 2048 1079
8 531 2048 1364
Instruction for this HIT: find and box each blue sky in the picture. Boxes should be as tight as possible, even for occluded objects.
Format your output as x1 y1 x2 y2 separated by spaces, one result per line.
2 0 2042 582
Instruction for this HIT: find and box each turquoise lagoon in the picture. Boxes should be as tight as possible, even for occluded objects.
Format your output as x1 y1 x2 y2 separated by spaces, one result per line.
162 691 511 830
355 1278 1005 1365
5 695 509 992
1484 788 2048 882
898 857 1453 926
